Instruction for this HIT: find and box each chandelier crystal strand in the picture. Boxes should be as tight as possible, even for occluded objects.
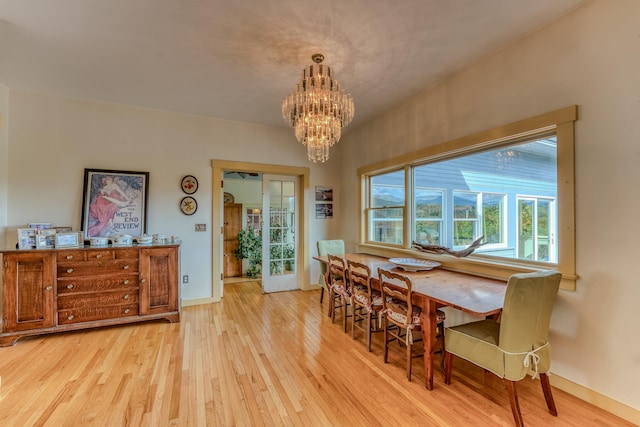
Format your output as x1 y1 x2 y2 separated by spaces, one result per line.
282 54 354 162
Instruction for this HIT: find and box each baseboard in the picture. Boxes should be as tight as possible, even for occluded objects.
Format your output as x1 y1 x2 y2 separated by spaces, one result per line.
550 373 639 425
181 297 216 307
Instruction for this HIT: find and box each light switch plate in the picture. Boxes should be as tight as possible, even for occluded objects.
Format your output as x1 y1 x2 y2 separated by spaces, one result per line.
195 224 206 231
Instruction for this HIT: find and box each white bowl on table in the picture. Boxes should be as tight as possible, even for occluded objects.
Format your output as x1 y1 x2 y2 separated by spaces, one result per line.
388 258 441 272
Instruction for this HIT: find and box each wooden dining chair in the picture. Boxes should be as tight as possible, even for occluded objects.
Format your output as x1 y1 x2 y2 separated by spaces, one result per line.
378 268 446 382
327 254 351 332
347 260 383 352
444 270 562 426
316 240 345 306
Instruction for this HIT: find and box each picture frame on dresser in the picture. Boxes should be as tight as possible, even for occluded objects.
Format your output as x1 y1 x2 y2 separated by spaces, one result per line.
35 229 57 249
17 228 37 249
81 168 149 240
55 231 83 248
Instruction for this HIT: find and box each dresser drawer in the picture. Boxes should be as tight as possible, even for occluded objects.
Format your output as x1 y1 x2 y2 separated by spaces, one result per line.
115 249 139 259
57 289 139 309
85 249 115 261
57 250 87 262
57 275 139 294
57 259 139 277
58 304 139 324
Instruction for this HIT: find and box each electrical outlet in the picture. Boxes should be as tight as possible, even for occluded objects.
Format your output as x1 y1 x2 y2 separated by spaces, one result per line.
182 275 189 284
195 224 206 232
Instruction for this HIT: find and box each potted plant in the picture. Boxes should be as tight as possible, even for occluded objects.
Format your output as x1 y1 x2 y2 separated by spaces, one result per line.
283 244 295 271
234 229 262 278
269 245 283 274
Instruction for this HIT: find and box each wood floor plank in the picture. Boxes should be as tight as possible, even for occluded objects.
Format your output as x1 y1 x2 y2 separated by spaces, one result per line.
0 280 633 426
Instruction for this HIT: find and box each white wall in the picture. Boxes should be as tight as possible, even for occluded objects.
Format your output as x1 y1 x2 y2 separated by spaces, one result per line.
339 0 640 416
0 84 8 250
1 92 341 301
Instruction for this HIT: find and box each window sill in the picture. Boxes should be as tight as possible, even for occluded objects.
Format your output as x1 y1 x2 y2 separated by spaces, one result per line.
356 242 576 291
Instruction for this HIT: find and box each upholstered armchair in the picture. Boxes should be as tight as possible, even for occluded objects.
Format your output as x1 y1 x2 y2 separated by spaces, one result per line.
444 270 562 426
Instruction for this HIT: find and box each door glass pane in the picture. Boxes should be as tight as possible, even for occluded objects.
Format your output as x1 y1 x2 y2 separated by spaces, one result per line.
268 180 295 276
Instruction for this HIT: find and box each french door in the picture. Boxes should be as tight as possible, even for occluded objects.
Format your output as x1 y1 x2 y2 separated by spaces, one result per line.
261 175 299 293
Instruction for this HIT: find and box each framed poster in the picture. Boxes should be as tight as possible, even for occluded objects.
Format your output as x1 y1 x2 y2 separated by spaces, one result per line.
315 186 333 202
315 203 333 219
81 169 149 240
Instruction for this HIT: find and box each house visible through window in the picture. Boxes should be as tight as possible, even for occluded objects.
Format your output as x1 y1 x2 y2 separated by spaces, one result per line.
366 136 558 263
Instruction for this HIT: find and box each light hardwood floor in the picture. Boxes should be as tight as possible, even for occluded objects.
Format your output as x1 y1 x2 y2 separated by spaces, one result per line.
0 280 632 426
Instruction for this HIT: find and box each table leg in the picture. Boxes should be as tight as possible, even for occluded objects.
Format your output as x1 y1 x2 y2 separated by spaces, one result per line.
420 299 437 390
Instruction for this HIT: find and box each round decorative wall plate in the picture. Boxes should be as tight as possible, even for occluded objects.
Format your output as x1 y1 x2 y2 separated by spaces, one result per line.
180 196 198 215
181 175 198 194
224 192 235 203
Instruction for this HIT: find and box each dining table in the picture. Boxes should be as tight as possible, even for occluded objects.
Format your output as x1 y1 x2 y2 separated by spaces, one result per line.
314 253 508 390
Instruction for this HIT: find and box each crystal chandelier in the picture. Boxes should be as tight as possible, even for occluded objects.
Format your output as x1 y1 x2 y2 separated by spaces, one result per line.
282 54 354 163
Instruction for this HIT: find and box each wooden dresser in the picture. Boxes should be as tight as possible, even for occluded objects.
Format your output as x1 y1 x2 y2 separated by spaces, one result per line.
0 244 180 346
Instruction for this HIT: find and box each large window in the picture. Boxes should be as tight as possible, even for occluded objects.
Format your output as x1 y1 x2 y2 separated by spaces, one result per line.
358 106 576 289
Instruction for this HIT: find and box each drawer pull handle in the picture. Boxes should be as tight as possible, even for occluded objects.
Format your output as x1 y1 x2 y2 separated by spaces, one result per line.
123 265 129 270
96 254 102 259
67 315 74 320
66 268 74 273
67 283 75 290
140 278 146 283
124 308 130 314
123 294 129 300
46 285 53 291
124 279 130 285
66 255 73 260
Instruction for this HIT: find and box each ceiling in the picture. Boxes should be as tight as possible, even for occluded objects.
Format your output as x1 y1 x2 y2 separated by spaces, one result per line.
0 0 587 131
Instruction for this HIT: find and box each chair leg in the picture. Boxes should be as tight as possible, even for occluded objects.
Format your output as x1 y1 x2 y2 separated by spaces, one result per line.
540 373 558 416
406 333 412 381
366 313 372 352
504 379 524 427
342 297 349 333
383 319 389 363
444 352 453 385
351 305 357 340
320 287 324 304
330 291 336 323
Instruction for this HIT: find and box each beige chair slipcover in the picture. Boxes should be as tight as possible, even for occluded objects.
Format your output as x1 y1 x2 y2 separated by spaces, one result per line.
444 270 562 426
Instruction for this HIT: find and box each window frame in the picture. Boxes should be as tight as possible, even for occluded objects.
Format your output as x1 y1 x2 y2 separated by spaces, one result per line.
366 169 406 247
357 106 577 290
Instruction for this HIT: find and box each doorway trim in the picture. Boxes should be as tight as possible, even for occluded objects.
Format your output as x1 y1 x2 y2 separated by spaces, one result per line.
211 160 310 302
